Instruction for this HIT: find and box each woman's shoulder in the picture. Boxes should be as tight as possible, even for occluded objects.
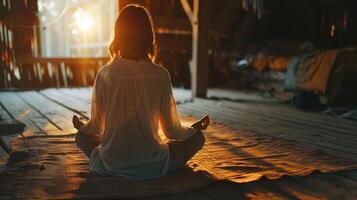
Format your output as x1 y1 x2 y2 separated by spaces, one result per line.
97 62 113 74
149 63 170 78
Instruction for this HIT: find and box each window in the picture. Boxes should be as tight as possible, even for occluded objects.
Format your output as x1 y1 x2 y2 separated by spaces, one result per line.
38 0 118 57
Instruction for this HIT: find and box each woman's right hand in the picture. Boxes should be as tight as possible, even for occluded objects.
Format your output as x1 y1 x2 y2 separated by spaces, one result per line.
191 115 210 131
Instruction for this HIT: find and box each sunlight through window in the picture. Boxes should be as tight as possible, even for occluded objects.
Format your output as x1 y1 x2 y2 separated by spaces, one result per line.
73 9 94 32
38 0 118 57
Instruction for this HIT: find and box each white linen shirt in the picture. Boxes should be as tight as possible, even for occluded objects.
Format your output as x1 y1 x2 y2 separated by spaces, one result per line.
79 58 195 179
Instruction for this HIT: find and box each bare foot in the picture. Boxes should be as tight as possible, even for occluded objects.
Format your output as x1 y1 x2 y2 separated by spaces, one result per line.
72 115 85 130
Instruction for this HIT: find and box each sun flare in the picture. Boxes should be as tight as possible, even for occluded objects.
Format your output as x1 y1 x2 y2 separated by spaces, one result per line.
73 9 94 32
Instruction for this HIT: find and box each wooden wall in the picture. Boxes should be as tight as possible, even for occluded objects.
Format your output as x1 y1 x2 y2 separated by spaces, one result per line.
0 0 39 88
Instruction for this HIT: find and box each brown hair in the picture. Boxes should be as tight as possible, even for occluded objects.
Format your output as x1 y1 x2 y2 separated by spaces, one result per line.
108 4 157 63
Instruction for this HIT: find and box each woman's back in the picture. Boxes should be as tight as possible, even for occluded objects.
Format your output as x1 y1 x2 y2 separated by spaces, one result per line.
89 58 173 178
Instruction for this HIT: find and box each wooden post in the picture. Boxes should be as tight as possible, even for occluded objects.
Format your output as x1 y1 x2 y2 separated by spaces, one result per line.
181 0 210 97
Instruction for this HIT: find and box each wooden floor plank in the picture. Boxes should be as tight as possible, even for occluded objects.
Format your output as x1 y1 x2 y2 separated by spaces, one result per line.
0 102 13 122
0 92 52 149
0 92 43 135
17 91 77 134
207 88 269 103
221 99 357 131
57 88 92 104
217 99 357 136
40 89 91 119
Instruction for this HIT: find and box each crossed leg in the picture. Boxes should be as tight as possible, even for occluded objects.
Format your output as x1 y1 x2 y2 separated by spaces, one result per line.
75 128 206 173
167 131 205 173
75 133 102 158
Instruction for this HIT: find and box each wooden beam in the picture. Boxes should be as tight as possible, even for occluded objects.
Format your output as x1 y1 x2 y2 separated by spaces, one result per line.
180 0 194 25
190 0 210 97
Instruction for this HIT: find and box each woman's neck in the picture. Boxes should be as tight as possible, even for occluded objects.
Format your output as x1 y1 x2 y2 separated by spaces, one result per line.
120 52 150 62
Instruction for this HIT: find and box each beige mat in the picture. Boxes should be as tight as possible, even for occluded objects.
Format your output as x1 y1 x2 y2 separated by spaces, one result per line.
188 120 357 183
0 136 215 199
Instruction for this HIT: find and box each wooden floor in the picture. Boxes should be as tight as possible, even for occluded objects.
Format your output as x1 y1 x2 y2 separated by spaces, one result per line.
1 88 357 199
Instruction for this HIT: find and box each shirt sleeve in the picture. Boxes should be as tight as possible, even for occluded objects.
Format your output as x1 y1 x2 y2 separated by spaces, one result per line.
79 71 105 135
159 73 195 140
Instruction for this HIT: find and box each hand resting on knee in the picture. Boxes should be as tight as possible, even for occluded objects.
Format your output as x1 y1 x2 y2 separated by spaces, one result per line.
72 115 85 130
191 115 210 132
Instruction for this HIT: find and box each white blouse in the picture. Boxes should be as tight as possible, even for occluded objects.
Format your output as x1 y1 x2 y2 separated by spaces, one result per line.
79 58 195 178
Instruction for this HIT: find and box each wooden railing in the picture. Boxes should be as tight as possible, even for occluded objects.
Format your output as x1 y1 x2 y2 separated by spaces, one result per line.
2 56 108 88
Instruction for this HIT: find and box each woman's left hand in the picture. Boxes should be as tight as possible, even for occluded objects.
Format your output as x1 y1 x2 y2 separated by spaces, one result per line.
191 115 210 131
72 115 85 130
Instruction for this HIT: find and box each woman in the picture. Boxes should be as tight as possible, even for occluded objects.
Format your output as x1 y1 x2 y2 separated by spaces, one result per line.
72 4 209 179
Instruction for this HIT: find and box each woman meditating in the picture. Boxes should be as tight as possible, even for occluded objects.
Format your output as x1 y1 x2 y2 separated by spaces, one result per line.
72 4 209 179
